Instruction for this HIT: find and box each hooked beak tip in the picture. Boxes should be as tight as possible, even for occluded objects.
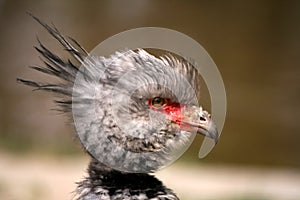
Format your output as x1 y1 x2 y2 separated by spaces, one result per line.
209 121 219 144
198 119 219 144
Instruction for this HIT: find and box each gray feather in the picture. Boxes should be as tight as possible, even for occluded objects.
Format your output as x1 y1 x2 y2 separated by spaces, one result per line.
18 14 202 200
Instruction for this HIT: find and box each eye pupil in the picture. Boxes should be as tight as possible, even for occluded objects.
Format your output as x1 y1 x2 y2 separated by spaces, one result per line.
151 97 166 107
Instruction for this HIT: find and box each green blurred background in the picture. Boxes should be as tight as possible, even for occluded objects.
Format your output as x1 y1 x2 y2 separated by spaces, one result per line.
0 1 300 200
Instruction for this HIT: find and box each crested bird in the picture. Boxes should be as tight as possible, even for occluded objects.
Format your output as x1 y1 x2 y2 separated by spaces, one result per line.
18 15 219 200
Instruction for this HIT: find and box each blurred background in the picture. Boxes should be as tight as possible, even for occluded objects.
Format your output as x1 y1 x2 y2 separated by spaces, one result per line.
0 1 300 200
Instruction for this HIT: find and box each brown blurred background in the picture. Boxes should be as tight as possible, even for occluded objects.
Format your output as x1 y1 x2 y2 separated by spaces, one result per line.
0 1 300 200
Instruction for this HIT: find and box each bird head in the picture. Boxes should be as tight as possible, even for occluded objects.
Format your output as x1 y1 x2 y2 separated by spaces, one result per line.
72 49 219 172
17 15 218 173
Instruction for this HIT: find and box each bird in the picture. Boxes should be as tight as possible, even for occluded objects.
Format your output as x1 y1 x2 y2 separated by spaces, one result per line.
18 15 219 200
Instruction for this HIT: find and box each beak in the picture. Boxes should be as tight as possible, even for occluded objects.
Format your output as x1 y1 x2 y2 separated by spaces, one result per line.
179 106 219 144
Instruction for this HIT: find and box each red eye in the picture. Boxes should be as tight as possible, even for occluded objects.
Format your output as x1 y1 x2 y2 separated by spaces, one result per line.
151 97 167 108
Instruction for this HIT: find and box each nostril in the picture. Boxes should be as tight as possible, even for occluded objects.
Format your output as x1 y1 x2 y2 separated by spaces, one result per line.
200 116 206 121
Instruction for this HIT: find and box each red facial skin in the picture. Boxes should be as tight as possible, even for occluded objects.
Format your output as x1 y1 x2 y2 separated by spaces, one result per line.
148 98 184 125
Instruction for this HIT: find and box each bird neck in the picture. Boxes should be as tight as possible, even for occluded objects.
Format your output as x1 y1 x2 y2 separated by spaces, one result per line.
75 158 179 199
